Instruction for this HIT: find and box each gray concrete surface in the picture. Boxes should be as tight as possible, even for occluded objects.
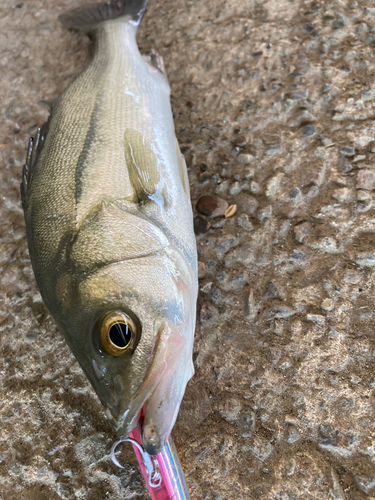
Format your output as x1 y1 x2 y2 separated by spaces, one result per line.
2 0 375 498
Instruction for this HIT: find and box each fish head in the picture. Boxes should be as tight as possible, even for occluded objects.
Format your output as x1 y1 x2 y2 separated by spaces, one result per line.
57 248 197 455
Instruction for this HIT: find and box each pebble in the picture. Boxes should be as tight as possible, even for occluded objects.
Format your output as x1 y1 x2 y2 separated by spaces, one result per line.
263 280 286 300
332 187 352 203
306 185 319 198
311 237 338 253
306 314 325 326
215 236 239 255
322 83 332 94
361 89 374 101
248 180 261 196
264 145 282 155
237 153 255 165
356 252 375 267
357 190 371 201
357 170 375 191
294 222 312 243
266 174 284 198
302 125 316 137
200 282 212 294
353 155 366 162
332 17 346 29
321 137 332 146
321 298 334 312
237 214 254 232
265 306 295 320
337 156 353 173
288 111 316 128
194 215 210 235
236 194 259 216
198 261 207 279
200 302 219 325
229 181 242 196
339 146 355 157
196 195 229 217
353 136 374 149
257 206 272 221
289 187 302 200
233 135 248 147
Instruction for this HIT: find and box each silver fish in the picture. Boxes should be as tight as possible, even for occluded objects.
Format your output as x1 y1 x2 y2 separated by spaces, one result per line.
21 0 197 455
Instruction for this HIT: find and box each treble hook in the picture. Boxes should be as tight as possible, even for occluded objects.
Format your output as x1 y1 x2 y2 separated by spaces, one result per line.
111 437 162 488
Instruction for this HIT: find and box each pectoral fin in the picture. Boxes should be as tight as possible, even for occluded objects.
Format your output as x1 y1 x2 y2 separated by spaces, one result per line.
124 128 167 207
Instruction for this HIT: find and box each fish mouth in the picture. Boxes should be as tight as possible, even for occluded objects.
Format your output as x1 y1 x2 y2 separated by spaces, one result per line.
115 321 193 455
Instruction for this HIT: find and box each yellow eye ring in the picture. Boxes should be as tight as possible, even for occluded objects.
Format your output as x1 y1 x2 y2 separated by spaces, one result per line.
100 312 136 357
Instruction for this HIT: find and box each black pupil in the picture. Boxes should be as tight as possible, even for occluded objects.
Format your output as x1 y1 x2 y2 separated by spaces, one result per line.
109 322 132 348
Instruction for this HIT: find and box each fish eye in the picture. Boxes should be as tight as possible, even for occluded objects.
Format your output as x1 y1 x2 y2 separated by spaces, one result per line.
100 312 136 356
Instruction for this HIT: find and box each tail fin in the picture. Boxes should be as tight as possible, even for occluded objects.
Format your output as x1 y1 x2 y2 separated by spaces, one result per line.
58 0 148 33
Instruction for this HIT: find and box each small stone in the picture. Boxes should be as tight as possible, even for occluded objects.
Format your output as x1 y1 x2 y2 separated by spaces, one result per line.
332 187 352 203
286 89 308 101
321 137 332 146
265 174 284 198
337 156 352 173
306 185 319 198
200 282 212 294
198 261 206 279
215 236 239 255
304 22 314 32
237 153 255 165
288 111 316 128
302 125 316 137
322 83 333 94
237 214 254 232
332 17 346 29
356 252 375 267
196 195 229 217
257 205 272 221
357 190 371 201
264 144 282 155
224 204 237 218
294 222 312 243
361 89 374 101
265 306 296 320
13 123 20 133
357 202 372 213
357 170 375 190
233 135 247 147
194 215 210 235
229 181 242 196
354 475 375 495
250 181 261 195
263 280 286 300
339 146 355 157
236 194 259 216
353 155 366 162
200 302 219 325
353 136 374 149
321 298 334 311
311 237 338 253
306 314 325 326
289 187 302 200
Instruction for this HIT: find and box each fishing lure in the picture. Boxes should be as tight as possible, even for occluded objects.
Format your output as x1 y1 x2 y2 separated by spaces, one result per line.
21 0 197 496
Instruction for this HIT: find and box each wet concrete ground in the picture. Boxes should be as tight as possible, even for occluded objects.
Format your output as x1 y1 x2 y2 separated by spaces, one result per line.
2 0 375 498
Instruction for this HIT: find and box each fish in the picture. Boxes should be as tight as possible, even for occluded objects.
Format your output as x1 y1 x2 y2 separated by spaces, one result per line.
21 0 198 456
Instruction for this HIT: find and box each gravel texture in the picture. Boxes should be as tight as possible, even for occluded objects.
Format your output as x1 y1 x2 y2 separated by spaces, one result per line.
2 0 375 499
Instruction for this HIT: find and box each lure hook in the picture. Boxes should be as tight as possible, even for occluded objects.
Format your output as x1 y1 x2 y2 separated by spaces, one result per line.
111 437 162 488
